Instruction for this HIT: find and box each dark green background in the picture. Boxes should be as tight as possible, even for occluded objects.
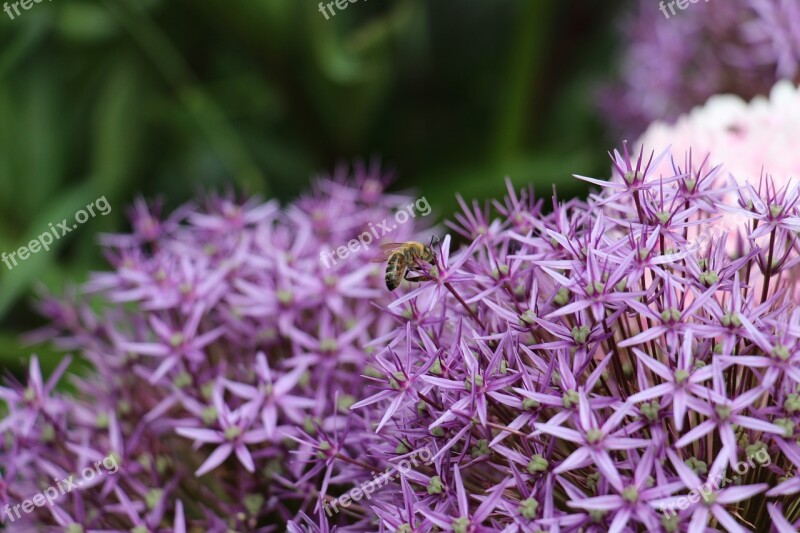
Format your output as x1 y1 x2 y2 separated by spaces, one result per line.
0 0 625 374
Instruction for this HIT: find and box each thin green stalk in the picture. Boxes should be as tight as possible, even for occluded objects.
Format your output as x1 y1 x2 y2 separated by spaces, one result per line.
102 0 268 195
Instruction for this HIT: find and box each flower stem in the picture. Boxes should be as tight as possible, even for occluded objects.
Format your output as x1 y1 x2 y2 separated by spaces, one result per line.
760 228 777 304
445 282 485 330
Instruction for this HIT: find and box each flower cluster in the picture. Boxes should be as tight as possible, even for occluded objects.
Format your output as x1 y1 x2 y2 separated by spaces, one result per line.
600 0 800 138
633 80 800 255
339 154 800 531
6 151 800 531
0 166 430 531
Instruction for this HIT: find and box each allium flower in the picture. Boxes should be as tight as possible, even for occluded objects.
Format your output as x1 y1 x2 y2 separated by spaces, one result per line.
634 81 800 253
601 0 800 138
7 142 800 532
0 355 70 437
340 151 800 532
0 166 431 530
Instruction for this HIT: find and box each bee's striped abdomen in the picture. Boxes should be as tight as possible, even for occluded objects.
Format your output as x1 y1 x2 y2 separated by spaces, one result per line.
385 252 406 291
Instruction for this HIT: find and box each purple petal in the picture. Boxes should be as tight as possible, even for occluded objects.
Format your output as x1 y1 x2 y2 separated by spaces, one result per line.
195 443 234 476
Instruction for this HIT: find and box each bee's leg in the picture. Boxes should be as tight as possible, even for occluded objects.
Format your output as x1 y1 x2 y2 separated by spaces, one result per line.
404 271 432 283
404 254 433 283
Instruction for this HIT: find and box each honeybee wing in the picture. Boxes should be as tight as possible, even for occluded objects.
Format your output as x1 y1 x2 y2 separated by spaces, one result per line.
370 243 406 263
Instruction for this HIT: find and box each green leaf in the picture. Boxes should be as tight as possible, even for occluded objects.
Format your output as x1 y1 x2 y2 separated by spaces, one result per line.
0 184 95 320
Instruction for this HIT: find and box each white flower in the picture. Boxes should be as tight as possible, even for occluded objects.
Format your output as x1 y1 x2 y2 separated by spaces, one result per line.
637 80 800 187
635 80 800 252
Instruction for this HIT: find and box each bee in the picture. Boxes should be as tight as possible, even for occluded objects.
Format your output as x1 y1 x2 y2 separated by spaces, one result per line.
372 240 437 291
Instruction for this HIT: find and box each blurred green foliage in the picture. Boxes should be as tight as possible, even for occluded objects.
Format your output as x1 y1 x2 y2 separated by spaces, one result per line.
0 0 623 374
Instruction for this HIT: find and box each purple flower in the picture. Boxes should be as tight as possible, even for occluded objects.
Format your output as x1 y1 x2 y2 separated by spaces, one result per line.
7 144 800 531
0 171 431 530
0 354 71 437
600 0 800 138
651 449 768 532
344 144 800 531
176 381 268 475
